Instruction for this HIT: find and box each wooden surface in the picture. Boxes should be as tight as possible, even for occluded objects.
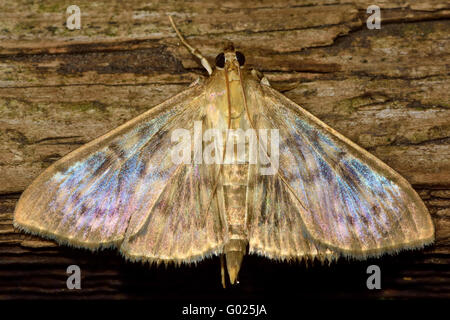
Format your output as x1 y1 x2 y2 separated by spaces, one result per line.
0 0 449 301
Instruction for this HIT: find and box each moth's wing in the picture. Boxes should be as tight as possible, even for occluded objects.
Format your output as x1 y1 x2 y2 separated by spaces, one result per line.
120 160 225 263
247 163 339 262
14 84 225 260
245 80 434 258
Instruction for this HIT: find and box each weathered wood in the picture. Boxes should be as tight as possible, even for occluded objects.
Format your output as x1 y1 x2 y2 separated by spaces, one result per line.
0 0 449 300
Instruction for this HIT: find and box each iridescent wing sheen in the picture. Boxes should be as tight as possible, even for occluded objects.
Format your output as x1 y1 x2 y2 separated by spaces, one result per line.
247 163 338 262
245 80 434 258
14 84 225 261
120 161 225 264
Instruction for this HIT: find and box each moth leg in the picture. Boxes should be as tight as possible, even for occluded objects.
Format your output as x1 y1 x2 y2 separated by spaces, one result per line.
220 255 226 288
168 16 213 75
189 77 203 87
251 69 271 86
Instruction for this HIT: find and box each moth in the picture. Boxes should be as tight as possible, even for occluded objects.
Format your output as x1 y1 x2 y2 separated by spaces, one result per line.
14 17 434 287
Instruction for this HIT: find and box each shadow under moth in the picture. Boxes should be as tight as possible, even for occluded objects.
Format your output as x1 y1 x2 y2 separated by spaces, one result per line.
13 17 434 287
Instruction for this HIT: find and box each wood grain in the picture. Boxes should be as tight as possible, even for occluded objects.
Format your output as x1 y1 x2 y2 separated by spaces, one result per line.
0 0 449 300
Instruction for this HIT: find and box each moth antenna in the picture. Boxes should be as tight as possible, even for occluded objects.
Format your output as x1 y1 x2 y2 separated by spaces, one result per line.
168 15 213 75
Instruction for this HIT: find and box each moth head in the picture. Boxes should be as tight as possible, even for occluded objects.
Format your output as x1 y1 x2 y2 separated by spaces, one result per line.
215 42 245 70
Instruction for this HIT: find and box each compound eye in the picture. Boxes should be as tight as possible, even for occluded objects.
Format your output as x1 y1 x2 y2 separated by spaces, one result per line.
235 51 245 66
215 52 225 68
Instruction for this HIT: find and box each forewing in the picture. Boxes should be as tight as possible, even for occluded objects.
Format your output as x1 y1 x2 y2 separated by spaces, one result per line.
14 85 221 254
245 80 434 258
